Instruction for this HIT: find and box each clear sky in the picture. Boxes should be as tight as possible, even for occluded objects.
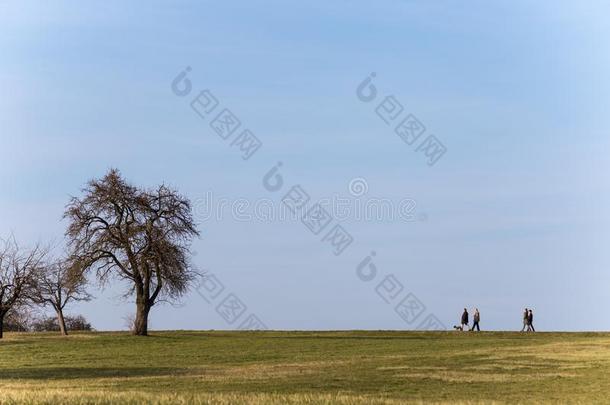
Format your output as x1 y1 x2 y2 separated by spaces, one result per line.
1 0 609 331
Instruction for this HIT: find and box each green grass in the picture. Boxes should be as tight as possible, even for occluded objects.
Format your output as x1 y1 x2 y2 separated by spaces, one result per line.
1 331 609 404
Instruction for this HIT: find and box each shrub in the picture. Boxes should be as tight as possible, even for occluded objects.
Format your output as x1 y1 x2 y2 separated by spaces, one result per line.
4 308 32 332
31 315 93 332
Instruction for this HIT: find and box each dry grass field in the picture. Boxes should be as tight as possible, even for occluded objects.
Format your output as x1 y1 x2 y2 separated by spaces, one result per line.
1 331 609 404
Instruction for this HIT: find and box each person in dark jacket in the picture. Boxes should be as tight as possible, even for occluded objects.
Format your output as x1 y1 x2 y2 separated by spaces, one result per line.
461 308 469 331
528 309 535 332
471 308 480 331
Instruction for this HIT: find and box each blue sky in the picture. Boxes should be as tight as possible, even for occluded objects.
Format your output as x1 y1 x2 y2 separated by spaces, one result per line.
1 0 609 331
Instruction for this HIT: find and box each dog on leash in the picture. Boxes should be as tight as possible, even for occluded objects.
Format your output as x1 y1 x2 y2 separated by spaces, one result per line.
453 325 464 331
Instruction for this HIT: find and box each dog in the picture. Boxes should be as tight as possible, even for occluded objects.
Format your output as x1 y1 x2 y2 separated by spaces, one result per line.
453 325 464 331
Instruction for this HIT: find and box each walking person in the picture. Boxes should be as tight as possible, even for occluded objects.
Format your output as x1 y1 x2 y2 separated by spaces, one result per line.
521 308 529 332
528 309 535 332
471 308 480 331
461 308 469 331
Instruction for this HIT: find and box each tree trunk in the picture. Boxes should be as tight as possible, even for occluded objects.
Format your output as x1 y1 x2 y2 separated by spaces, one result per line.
0 312 4 339
56 308 68 336
133 298 150 336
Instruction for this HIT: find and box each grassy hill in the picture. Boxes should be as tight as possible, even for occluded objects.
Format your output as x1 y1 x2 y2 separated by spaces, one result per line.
1 331 609 404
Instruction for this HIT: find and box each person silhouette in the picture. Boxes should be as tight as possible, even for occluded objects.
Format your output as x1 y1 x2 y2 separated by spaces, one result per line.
471 308 480 331
461 308 469 331
521 308 529 332
528 309 535 332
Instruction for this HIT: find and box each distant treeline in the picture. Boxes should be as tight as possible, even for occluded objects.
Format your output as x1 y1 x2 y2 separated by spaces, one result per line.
5 309 92 333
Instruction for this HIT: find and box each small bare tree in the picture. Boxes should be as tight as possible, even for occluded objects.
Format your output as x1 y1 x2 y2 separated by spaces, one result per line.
29 258 91 335
64 169 199 336
5 304 34 332
0 237 46 339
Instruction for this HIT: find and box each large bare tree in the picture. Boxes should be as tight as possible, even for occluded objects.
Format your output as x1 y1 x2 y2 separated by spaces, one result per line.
64 169 199 336
0 237 46 339
29 257 91 336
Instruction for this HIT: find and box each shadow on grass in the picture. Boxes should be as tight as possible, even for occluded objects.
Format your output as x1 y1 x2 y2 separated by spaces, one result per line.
0 340 32 347
0 366 189 380
268 335 436 340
